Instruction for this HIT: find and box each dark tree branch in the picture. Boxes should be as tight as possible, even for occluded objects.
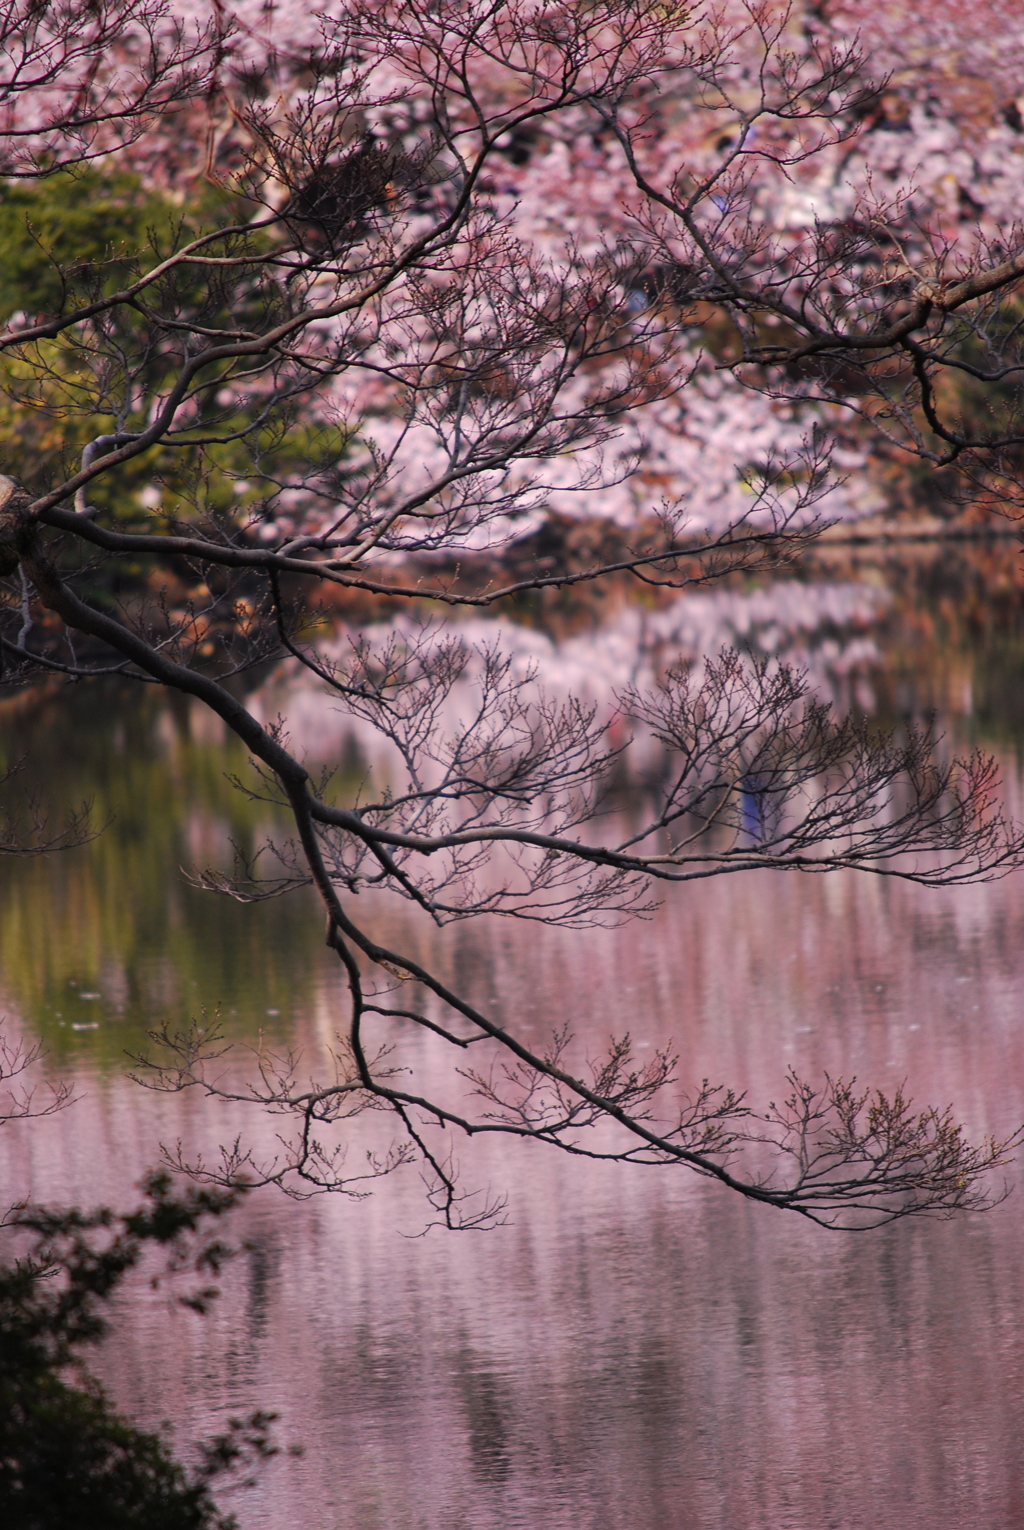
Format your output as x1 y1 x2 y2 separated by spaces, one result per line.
2 0 1022 1228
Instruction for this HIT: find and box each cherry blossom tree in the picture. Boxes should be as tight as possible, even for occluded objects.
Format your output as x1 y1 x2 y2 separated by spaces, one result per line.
0 0 226 176
3 0 1024 1228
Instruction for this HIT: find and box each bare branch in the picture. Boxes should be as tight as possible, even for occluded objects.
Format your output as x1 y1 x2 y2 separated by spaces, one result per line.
2 0 1022 1229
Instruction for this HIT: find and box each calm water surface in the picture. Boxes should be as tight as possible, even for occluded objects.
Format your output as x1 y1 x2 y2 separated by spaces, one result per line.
2 550 1024 1530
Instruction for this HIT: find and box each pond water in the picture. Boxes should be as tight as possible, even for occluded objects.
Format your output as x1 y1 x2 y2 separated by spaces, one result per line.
2 545 1024 1530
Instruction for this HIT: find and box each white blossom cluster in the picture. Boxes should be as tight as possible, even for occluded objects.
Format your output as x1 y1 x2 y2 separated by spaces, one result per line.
192 0 1024 544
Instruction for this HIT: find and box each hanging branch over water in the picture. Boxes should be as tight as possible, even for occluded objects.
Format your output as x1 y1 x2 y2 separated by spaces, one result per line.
0 1024 73 1126
3 0 1024 1227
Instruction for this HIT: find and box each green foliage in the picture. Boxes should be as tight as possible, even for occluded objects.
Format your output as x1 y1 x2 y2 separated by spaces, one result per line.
0 1172 275 1530
0 167 344 547
0 168 177 324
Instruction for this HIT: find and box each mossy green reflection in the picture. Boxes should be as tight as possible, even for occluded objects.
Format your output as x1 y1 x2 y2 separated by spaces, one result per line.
0 681 331 1065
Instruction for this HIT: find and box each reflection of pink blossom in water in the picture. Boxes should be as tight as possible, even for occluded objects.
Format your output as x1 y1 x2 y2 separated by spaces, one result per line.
251 580 889 778
0 557 1021 1527
3 854 1024 1530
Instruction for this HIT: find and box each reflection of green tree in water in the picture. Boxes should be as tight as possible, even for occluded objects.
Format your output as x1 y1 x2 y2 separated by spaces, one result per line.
871 544 1024 759
0 683 330 1061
